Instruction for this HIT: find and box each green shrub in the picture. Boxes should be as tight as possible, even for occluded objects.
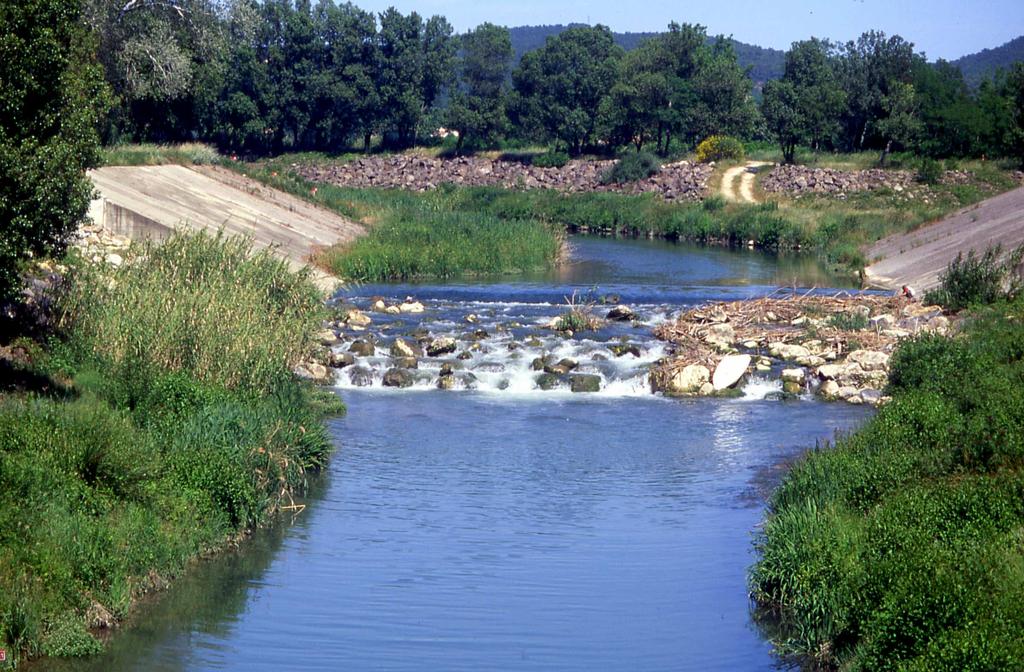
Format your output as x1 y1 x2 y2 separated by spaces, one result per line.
600 151 661 184
531 150 570 168
924 244 1024 312
828 311 869 331
916 157 944 184
695 135 745 163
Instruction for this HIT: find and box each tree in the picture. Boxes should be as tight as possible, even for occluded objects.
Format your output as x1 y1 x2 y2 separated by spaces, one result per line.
83 0 223 142
762 39 846 163
834 31 917 151
876 81 922 165
686 38 759 143
445 23 513 152
598 40 671 151
0 0 110 298
512 25 622 154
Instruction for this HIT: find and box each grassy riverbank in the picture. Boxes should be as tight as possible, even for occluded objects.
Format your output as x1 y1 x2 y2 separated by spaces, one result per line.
750 296 1024 669
0 232 340 664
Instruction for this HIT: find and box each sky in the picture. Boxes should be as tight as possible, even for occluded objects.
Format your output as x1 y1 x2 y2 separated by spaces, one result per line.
352 0 1024 61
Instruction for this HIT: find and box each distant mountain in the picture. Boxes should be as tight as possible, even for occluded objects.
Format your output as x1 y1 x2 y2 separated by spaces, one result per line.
952 36 1024 87
507 24 786 84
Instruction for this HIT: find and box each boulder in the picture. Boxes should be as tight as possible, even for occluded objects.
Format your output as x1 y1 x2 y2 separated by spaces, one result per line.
399 301 425 313
295 362 331 384
848 349 890 372
328 351 355 368
536 372 564 390
569 374 601 393
712 354 751 390
346 310 372 327
769 342 811 360
393 357 418 369
781 368 806 383
390 338 420 358
699 382 715 396
667 364 711 395
796 355 826 368
783 381 803 395
318 329 340 346
426 336 457 356
860 389 884 405
348 339 376 357
817 364 843 380
347 366 374 387
606 305 637 322
371 298 387 312
382 368 415 388
819 380 840 399
704 322 735 346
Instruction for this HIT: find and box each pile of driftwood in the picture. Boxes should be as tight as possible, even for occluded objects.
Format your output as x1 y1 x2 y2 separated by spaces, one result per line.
652 290 917 374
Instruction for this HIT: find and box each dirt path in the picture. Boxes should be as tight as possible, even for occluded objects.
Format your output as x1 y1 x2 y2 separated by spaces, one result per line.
720 161 772 203
864 185 1024 291
89 165 364 289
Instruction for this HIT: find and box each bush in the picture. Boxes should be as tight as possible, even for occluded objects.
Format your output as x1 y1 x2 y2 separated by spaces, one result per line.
916 157 944 184
695 135 745 163
924 243 1024 312
531 150 570 168
600 151 661 185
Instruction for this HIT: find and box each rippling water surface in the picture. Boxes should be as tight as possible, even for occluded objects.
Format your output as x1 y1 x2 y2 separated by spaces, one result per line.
59 237 870 671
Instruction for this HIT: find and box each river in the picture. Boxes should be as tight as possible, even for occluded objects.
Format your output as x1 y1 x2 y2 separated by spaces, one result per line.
58 237 872 671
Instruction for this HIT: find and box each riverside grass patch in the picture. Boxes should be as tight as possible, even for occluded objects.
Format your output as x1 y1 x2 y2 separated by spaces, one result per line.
750 297 1024 670
0 232 338 665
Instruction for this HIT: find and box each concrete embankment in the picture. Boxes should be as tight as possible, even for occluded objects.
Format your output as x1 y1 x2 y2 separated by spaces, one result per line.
865 185 1024 292
89 165 364 289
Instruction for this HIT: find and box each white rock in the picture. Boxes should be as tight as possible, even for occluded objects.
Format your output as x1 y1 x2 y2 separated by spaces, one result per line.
699 382 715 396
781 368 806 383
399 301 425 313
346 310 372 327
769 342 811 361
105 253 123 267
819 380 840 398
318 328 339 345
712 354 751 390
668 364 711 394
385 305 401 314
817 364 843 380
848 350 890 372
371 299 387 311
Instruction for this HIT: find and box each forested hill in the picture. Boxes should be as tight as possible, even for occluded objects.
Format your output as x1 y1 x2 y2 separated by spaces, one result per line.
952 36 1024 87
508 24 786 83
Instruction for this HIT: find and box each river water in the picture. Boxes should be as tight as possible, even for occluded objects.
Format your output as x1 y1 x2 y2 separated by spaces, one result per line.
60 237 871 671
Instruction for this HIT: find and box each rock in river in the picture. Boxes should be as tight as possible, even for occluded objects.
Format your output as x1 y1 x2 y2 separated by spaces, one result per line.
427 336 457 356
570 374 601 393
606 305 637 322
712 354 751 390
666 364 710 395
382 368 415 388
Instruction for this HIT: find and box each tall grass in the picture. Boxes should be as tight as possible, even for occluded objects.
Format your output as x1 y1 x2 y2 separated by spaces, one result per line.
0 231 338 664
751 297 1024 669
101 142 222 167
60 231 324 396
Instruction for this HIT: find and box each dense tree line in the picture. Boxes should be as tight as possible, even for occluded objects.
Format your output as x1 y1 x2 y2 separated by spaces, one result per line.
16 0 1021 164
763 32 1024 163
